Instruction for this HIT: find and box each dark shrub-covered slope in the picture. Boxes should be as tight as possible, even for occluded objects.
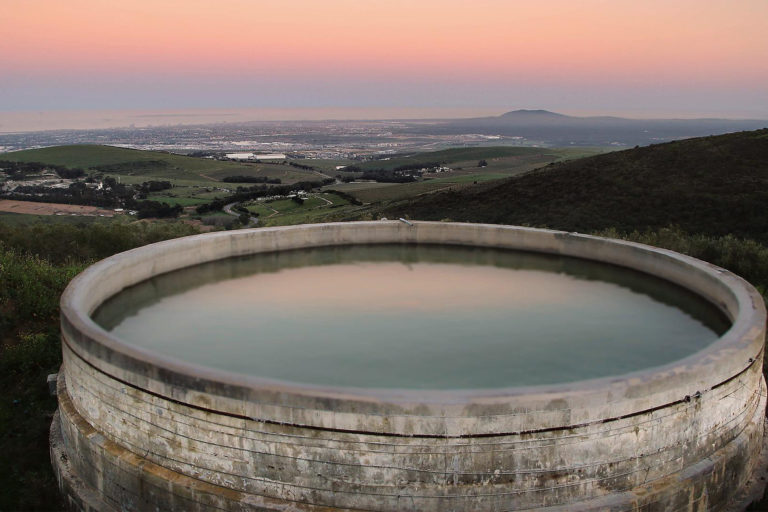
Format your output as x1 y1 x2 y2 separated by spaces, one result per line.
387 129 768 242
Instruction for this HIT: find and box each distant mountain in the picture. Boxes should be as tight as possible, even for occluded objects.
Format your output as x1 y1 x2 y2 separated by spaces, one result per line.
499 109 570 120
384 129 768 242
409 110 768 147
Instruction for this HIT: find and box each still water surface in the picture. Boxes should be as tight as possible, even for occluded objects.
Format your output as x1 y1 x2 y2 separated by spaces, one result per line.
93 245 729 389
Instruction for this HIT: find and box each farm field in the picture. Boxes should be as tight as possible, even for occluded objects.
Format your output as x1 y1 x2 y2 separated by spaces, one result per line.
425 173 508 183
145 194 211 207
355 146 547 170
0 211 115 226
320 146 604 204
1 144 604 227
245 192 351 226
330 181 469 203
354 146 602 171
0 199 117 217
2 145 320 185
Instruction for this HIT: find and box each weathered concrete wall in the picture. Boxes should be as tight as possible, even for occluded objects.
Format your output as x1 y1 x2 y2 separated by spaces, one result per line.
53 222 767 511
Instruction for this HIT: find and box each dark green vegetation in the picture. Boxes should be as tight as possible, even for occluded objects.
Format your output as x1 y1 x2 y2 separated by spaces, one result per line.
0 220 199 511
386 129 768 243
597 227 768 304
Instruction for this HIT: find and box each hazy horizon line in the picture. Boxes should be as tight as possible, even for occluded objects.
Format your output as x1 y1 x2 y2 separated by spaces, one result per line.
1 106 767 134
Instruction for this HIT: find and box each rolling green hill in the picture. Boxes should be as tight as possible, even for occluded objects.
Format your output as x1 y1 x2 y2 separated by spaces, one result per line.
357 146 564 171
0 144 302 183
385 129 768 243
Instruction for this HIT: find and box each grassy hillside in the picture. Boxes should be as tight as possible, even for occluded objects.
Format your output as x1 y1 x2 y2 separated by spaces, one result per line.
1 144 303 183
357 146 548 170
355 146 597 172
327 146 603 204
385 129 768 243
2 145 604 212
0 220 200 511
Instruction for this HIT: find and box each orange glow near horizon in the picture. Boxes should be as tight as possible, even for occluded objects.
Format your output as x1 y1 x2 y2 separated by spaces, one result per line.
2 0 767 116
3 0 767 84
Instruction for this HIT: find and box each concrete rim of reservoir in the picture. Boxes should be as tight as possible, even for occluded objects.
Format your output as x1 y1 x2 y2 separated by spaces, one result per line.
53 221 767 511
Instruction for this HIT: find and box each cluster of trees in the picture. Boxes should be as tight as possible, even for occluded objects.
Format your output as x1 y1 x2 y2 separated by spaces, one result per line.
137 180 172 192
229 204 257 225
334 162 442 184
4 182 127 208
196 178 333 214
2 176 182 218
393 161 440 172
221 176 282 184
338 170 417 183
324 189 363 205
360 169 418 183
134 200 183 219
54 167 86 179
287 162 315 171
334 162 440 184
0 160 85 180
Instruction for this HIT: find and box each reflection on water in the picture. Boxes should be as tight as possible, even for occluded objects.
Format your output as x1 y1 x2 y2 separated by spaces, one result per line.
93 244 730 389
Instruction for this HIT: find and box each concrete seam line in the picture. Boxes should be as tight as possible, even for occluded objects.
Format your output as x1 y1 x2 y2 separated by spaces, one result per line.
62 334 761 440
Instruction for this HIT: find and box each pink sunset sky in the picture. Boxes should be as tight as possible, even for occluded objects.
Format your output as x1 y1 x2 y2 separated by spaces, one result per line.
2 0 767 119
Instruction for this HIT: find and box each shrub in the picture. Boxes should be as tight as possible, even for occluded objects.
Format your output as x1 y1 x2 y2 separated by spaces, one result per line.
595 226 768 301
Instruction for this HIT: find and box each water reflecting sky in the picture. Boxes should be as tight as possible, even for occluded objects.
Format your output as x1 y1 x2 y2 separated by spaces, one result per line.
94 245 729 389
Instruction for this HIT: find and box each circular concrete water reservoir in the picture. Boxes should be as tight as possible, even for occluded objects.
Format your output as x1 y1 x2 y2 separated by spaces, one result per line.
51 222 766 511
